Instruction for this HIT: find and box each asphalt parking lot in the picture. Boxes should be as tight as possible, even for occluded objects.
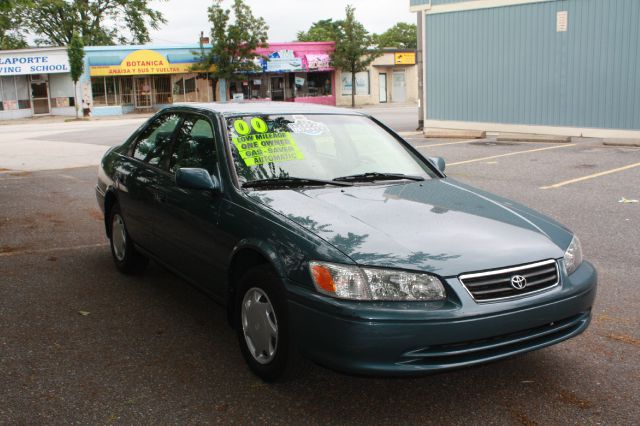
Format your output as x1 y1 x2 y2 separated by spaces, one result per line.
1 113 639 424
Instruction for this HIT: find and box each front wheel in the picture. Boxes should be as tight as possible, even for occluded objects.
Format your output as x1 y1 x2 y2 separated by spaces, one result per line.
235 265 302 382
108 203 148 274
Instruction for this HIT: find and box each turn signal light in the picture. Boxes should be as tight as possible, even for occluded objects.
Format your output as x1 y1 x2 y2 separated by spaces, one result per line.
311 264 336 293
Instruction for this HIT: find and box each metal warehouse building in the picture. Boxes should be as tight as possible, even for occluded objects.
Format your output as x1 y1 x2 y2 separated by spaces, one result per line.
411 0 640 138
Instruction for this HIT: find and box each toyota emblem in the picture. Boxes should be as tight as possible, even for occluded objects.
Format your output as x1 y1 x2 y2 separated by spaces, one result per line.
510 275 527 290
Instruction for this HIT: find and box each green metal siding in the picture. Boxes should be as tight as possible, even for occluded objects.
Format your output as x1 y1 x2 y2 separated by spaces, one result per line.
426 0 640 130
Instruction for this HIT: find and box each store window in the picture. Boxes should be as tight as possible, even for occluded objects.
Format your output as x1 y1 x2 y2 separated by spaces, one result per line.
90 76 133 106
230 77 269 100
171 74 210 103
0 76 31 111
341 71 370 96
293 72 332 98
49 73 75 108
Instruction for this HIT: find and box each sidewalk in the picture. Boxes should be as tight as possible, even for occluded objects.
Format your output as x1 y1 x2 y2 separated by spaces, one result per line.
0 112 153 126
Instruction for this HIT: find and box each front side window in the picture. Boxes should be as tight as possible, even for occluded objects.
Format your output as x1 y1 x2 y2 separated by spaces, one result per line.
132 113 181 166
225 114 436 186
169 114 217 174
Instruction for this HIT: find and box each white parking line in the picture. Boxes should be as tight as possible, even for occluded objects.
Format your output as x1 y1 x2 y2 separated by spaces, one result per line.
540 161 640 189
448 144 576 166
413 139 479 149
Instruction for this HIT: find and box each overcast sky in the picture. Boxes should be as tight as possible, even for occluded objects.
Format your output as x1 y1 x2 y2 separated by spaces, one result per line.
148 0 416 45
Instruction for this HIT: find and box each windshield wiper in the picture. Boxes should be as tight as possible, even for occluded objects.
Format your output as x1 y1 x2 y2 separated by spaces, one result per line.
242 177 353 189
333 172 425 183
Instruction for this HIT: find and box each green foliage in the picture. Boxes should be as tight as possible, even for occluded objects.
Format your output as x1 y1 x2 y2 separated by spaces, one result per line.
67 32 84 117
193 0 269 99
0 0 29 49
373 22 417 49
296 19 340 42
67 32 84 83
24 0 166 46
331 5 381 107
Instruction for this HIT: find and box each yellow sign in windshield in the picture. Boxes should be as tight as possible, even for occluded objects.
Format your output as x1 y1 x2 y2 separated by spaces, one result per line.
232 132 304 166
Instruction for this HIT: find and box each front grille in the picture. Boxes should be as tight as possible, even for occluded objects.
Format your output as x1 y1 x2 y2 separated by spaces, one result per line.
459 259 559 302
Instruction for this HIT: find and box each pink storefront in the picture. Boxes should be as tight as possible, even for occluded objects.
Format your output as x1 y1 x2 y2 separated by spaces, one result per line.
229 42 336 106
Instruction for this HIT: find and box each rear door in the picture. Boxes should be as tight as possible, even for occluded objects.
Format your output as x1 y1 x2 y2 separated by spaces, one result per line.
152 113 227 293
117 112 181 254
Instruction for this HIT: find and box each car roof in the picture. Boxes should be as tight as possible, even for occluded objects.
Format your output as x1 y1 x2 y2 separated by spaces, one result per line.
170 101 366 117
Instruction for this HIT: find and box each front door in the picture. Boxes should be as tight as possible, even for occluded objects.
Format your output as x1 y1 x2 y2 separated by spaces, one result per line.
152 113 226 294
392 71 406 103
270 76 285 101
379 73 387 103
31 79 50 115
134 77 152 109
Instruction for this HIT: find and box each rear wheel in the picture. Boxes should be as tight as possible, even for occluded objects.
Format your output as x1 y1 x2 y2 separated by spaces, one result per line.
235 265 302 382
108 203 148 274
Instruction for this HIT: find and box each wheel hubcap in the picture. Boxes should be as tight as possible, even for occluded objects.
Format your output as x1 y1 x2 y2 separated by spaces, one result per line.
241 287 278 364
111 214 127 261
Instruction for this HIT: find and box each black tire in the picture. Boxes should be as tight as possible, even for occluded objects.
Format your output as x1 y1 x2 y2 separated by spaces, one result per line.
108 203 148 274
235 265 303 382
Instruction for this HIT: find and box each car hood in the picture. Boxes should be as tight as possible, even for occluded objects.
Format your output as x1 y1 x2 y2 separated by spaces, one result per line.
247 178 572 277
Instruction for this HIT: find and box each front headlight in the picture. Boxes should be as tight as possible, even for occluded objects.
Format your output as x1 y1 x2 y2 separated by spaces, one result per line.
309 261 446 301
564 235 583 275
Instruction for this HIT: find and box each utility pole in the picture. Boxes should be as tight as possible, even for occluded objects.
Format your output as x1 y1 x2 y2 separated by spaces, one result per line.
416 11 424 131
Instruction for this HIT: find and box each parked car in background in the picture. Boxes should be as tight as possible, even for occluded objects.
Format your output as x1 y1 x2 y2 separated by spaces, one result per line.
96 103 597 381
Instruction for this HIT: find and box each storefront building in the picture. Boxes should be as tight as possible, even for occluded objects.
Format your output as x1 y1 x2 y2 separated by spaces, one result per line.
229 42 336 106
336 50 418 107
82 42 336 116
0 47 77 120
82 44 213 117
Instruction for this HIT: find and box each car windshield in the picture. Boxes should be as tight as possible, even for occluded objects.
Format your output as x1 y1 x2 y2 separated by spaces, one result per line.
225 114 437 187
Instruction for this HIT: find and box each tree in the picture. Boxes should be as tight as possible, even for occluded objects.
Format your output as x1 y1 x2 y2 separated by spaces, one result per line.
194 0 268 102
331 5 381 108
296 19 340 42
67 32 85 119
24 0 166 46
0 0 29 49
373 23 417 49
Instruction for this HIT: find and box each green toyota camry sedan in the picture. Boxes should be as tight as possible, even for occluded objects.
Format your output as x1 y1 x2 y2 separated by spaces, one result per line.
96 103 597 382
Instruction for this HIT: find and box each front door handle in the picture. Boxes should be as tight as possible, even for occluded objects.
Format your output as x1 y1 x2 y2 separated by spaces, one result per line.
153 191 167 203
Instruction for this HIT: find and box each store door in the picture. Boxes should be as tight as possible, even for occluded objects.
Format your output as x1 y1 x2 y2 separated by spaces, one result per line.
134 77 152 108
379 73 387 103
392 71 406 103
270 76 285 101
31 78 50 115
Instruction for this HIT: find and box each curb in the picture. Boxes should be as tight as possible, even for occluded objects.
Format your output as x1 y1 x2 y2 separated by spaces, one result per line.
602 139 640 148
398 131 424 137
495 133 571 143
424 129 486 139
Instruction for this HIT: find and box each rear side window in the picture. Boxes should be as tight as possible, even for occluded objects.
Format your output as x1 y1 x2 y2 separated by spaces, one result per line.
169 114 217 174
132 113 181 166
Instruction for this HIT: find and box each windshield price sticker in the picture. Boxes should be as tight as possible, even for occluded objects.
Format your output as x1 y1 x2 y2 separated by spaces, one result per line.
232 132 304 166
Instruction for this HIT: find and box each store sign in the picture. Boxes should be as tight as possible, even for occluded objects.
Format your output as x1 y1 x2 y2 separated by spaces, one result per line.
89 49 212 76
394 52 416 65
263 50 303 73
306 54 331 70
0 50 70 76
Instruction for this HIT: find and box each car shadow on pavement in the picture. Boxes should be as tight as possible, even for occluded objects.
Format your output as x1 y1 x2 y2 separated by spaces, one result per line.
1 246 603 423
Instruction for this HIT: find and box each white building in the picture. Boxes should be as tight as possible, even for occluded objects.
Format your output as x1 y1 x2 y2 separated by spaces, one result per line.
0 47 78 120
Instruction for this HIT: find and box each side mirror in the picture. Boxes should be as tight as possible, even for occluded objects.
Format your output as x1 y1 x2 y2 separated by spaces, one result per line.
176 168 220 192
429 156 446 173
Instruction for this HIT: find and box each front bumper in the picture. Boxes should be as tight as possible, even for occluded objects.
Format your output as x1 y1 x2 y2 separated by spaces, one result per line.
287 261 597 376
